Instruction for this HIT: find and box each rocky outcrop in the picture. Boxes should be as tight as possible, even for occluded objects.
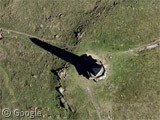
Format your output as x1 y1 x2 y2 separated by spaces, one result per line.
52 63 74 112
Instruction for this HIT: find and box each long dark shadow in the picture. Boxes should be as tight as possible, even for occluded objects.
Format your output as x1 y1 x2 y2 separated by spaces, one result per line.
30 38 80 65
30 38 101 79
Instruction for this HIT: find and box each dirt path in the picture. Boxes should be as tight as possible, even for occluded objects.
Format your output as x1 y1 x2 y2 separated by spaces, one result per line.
1 27 159 119
123 38 160 54
1 27 159 52
136 39 160 51
86 87 102 120
0 47 6 60
0 65 16 103
0 27 76 48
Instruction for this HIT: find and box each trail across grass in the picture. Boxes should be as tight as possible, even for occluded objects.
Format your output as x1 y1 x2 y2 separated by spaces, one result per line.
0 27 76 48
0 65 17 103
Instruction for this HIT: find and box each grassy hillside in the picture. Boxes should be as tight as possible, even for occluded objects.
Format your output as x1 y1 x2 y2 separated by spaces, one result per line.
64 47 160 119
0 0 160 119
63 0 160 119
76 0 160 53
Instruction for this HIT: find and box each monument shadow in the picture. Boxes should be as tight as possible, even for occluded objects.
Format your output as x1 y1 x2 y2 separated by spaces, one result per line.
30 38 101 79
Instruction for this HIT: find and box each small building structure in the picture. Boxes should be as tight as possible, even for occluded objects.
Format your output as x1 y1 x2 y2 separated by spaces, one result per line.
88 60 107 82
80 54 107 82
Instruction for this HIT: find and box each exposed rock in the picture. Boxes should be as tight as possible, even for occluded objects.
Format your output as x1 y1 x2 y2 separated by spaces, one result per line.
58 86 64 95
77 32 85 40
42 114 46 118
59 96 69 110
146 44 159 50
53 63 70 80
28 106 35 110
0 33 3 40
46 107 50 111
32 74 38 79
58 96 73 112
58 69 67 79
29 84 32 87
40 24 44 28
56 34 60 38
108 111 112 120
56 104 61 109
58 13 63 18
53 34 61 39
48 115 52 119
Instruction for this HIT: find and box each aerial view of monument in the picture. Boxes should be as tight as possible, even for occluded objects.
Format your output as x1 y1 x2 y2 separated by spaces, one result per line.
0 0 160 119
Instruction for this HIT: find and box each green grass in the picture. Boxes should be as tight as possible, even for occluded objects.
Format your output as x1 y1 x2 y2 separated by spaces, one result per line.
63 0 160 119
76 0 160 53
0 0 103 119
0 0 160 119
65 47 160 119
109 48 160 119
